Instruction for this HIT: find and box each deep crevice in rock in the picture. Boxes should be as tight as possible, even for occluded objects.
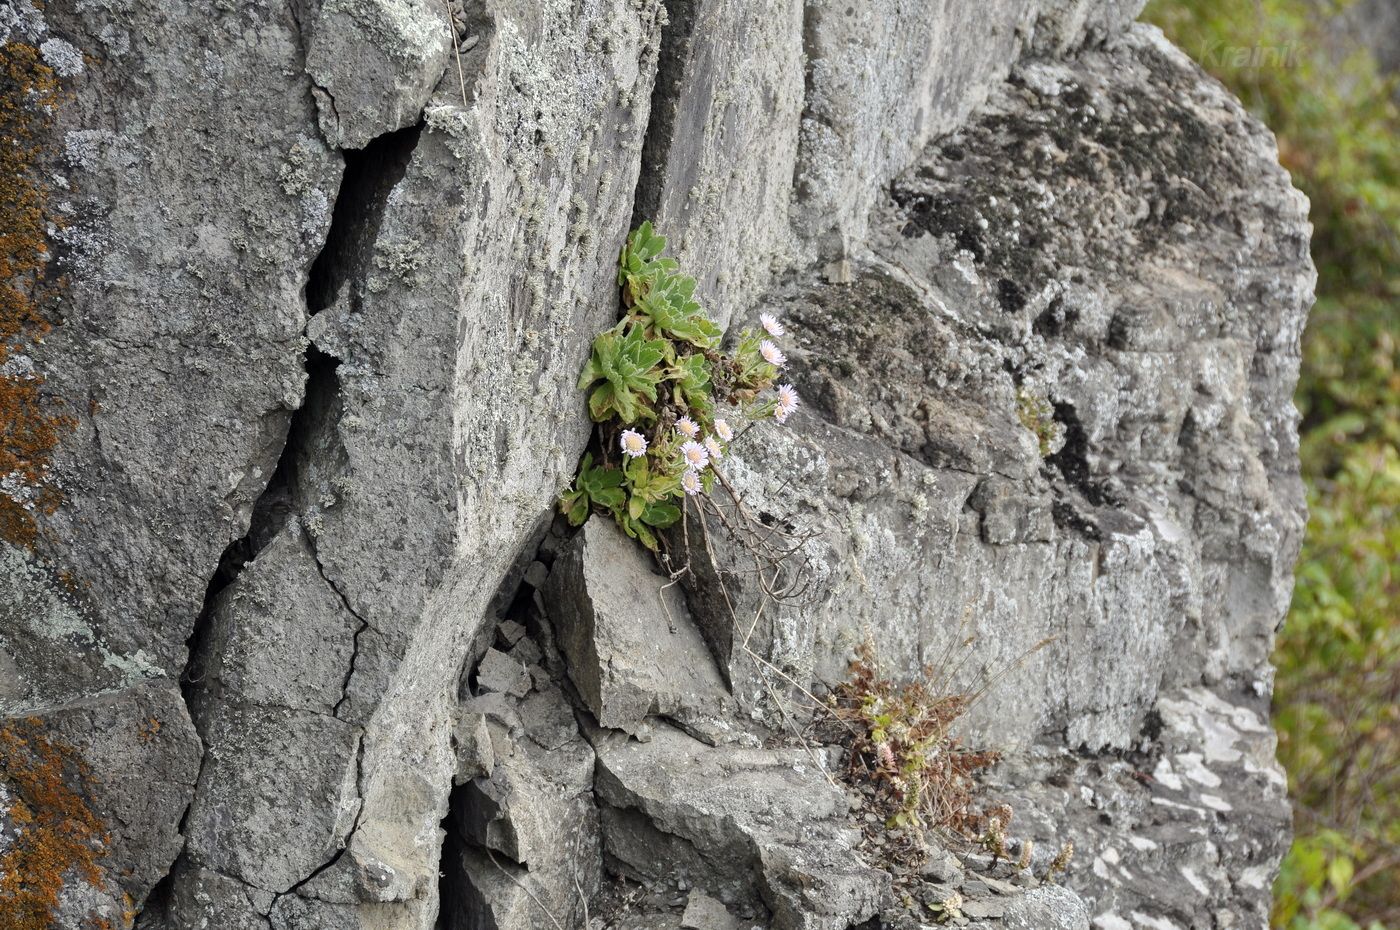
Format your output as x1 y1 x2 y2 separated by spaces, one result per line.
434 784 472 930
434 519 608 930
309 123 424 314
178 124 422 707
792 0 829 211
1045 400 1105 507
630 0 697 228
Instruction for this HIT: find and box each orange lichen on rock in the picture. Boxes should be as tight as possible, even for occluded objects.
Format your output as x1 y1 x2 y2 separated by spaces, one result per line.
0 41 77 549
0 723 113 930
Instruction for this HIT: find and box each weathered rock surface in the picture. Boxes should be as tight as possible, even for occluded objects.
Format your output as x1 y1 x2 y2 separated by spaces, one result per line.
1 1 1310 929
593 722 885 930
544 518 733 739
443 649 601 930
792 0 1148 255
695 25 1309 740
677 22 1311 930
980 687 1290 930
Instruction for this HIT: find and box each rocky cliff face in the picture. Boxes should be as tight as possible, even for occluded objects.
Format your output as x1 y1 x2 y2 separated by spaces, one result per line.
0 2 1313 929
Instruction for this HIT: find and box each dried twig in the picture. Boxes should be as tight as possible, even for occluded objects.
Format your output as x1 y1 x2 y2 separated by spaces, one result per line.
484 847 565 930
440 0 470 107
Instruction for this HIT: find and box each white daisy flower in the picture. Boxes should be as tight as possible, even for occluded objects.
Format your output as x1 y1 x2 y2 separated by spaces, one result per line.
675 416 699 438
774 384 800 424
760 312 785 337
759 340 786 368
713 418 734 442
679 440 709 471
704 436 723 461
681 470 701 496
619 429 648 458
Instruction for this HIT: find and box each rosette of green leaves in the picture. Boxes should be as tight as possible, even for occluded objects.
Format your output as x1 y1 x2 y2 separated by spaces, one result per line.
577 323 668 423
558 453 624 525
564 221 778 550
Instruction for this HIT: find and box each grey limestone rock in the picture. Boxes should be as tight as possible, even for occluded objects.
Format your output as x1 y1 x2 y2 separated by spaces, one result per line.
593 722 886 930
675 22 1309 930
543 518 733 738
1 0 1309 928
792 0 1150 257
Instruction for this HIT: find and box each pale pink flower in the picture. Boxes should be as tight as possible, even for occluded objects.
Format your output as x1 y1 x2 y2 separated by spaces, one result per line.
704 436 723 462
675 416 699 438
713 418 734 442
679 440 709 471
774 384 799 424
760 312 785 337
620 429 648 458
681 470 702 496
759 340 786 368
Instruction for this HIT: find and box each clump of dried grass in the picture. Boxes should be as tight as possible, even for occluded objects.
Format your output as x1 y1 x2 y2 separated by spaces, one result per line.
828 641 1000 842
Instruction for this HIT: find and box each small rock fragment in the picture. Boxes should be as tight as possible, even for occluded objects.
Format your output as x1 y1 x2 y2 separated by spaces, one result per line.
476 648 531 698
682 890 741 930
509 637 542 667
542 520 731 735
498 618 528 646
523 561 549 589
920 851 963 885
452 711 494 784
961 898 1007 920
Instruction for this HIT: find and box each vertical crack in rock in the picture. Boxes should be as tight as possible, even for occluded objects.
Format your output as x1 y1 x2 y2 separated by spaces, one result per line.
268 730 366 915
630 0 697 227
435 782 472 930
434 543 553 930
307 124 424 315
434 544 607 930
299 123 423 737
316 522 369 720
142 124 425 926
1045 399 1106 508
257 123 425 901
792 1 827 208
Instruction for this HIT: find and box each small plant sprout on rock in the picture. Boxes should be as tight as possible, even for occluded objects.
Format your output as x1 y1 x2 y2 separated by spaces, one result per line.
560 222 800 550
828 641 1001 849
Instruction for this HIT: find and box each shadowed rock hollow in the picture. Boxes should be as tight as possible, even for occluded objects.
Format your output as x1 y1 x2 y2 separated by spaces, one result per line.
0 2 1312 929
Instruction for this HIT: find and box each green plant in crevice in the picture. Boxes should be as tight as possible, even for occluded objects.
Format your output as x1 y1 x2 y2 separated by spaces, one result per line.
828 641 1000 840
560 222 800 549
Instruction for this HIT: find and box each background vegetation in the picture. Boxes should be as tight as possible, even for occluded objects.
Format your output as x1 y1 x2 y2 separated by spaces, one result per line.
1145 1 1400 927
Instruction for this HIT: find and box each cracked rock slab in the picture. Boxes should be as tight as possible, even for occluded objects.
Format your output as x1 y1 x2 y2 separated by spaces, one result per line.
183 703 362 894
544 519 733 738
593 722 885 930
305 0 453 149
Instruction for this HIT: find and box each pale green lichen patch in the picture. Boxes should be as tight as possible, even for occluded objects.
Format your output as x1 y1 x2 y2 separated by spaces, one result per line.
0 545 161 714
